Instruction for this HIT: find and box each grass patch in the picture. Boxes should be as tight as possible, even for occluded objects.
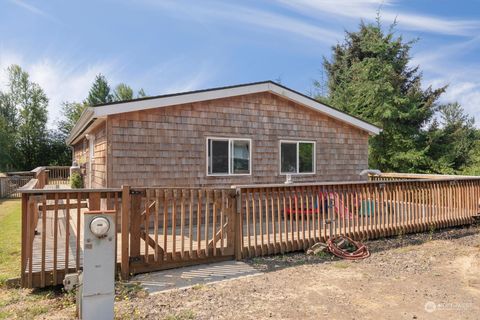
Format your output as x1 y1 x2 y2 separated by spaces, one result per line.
315 251 332 259
0 286 75 319
0 199 22 284
115 281 147 301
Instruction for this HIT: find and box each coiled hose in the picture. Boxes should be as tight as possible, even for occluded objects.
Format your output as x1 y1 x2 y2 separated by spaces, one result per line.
326 235 370 260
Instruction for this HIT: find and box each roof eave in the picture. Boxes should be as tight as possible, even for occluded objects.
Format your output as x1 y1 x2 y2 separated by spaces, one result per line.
66 108 95 145
67 81 381 141
266 83 381 135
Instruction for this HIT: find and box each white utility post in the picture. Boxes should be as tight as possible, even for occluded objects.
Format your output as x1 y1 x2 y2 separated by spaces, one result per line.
78 210 116 320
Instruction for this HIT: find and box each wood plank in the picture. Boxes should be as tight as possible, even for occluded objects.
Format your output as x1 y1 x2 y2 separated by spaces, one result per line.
196 189 202 257
212 190 217 257
121 185 130 280
64 193 70 279
189 190 194 258
52 194 58 285
154 190 160 262
145 190 151 263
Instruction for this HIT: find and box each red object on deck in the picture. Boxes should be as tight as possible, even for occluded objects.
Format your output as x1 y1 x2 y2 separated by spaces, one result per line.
284 192 353 219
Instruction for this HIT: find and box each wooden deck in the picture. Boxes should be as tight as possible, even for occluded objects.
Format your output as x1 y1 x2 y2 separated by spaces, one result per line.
28 202 232 274
27 200 466 274
21 178 480 288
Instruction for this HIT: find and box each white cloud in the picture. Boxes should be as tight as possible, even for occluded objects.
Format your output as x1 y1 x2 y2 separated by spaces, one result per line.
275 0 480 36
145 0 342 44
410 35 480 124
0 50 118 127
427 77 480 124
0 50 216 127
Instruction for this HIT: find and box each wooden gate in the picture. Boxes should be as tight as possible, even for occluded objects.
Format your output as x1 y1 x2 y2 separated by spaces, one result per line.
121 187 237 278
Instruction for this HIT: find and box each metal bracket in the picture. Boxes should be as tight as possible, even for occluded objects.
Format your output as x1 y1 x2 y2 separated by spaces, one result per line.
129 190 142 195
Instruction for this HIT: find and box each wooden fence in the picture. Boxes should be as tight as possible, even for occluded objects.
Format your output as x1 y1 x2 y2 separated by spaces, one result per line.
46 166 70 186
1 166 69 198
122 187 237 279
19 177 480 288
20 188 121 288
368 172 476 181
0 172 34 198
235 178 480 257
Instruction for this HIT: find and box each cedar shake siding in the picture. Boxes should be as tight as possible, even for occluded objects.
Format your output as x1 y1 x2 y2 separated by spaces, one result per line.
106 92 369 188
72 122 107 188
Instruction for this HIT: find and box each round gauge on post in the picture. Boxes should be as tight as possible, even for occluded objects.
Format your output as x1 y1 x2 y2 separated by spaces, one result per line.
89 216 110 237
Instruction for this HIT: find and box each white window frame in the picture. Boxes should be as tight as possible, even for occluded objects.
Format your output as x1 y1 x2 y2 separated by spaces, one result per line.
279 140 316 175
206 137 252 176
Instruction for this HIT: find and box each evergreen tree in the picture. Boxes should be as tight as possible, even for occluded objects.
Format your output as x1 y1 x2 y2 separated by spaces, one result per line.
86 74 112 106
319 20 445 172
137 88 147 98
426 103 476 173
113 83 134 101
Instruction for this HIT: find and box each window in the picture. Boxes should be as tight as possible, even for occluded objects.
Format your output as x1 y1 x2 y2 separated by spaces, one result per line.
280 141 315 174
207 138 251 175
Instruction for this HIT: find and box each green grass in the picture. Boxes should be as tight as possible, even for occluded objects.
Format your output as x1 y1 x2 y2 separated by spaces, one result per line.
0 199 22 284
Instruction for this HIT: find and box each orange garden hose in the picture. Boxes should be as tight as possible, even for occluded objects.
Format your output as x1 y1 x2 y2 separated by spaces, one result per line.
326 236 370 260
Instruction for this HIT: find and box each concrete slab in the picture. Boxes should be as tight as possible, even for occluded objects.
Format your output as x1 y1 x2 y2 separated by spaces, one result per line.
132 261 263 294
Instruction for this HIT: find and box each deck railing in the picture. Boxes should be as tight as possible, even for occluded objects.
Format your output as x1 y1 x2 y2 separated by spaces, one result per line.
0 173 34 198
235 178 480 257
368 172 476 181
19 176 480 288
123 187 237 279
1 166 70 199
46 166 70 186
20 188 121 288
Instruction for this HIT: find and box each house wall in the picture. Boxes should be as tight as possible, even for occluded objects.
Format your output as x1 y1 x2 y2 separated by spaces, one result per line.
72 122 107 188
106 92 370 188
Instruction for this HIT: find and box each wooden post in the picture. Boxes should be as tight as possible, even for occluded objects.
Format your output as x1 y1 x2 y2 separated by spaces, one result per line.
88 192 101 211
130 189 142 258
234 189 242 260
121 185 131 280
20 193 28 287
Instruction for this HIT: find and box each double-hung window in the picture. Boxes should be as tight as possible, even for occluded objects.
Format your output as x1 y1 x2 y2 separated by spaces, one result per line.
280 140 315 174
207 138 251 175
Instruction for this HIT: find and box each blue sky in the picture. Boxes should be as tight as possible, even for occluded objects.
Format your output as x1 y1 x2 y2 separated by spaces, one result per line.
1 0 479 126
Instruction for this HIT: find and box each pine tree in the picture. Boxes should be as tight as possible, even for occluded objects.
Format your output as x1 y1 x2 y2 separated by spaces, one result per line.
137 88 147 98
113 83 134 101
320 20 445 172
86 74 112 106
426 103 476 173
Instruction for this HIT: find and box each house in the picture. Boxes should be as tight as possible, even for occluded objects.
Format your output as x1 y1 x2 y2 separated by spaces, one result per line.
66 81 381 188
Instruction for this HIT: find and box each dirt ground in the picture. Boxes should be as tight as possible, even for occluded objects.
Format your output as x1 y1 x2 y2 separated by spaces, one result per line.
13 225 480 319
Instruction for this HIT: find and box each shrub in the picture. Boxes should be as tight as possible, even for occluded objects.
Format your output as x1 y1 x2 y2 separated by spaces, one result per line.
70 172 83 189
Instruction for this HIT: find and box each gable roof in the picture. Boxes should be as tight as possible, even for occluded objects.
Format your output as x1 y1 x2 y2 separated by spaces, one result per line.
67 81 381 145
